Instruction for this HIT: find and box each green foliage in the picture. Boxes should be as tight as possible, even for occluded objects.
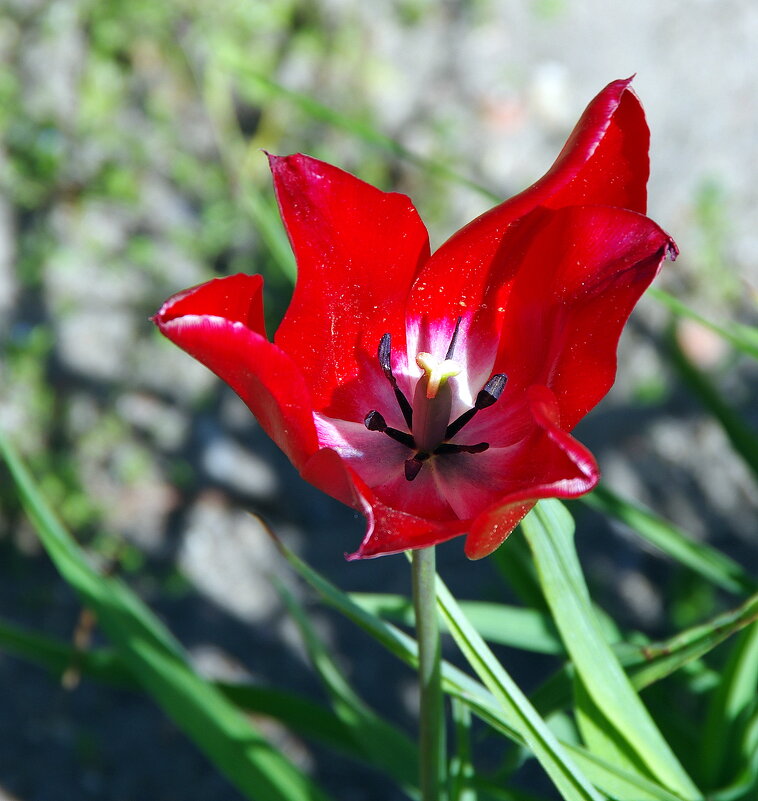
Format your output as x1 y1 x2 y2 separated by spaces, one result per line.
1 3 757 799
0 431 334 801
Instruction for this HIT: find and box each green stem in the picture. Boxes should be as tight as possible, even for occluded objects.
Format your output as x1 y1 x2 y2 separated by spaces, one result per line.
412 546 445 801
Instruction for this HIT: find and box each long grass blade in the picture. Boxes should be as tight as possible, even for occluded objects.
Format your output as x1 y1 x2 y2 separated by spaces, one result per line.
667 326 758 480
433 573 605 801
582 486 755 596
650 288 758 360
219 56 501 202
351 593 563 654
274 579 419 794
522 500 702 800
700 623 758 789
275 531 698 800
0 615 386 760
0 433 334 801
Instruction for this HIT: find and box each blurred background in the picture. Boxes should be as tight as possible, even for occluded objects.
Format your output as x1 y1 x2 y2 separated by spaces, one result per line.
0 1 756 799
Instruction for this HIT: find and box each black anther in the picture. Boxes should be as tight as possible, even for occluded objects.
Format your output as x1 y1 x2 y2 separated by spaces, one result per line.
378 333 413 429
364 410 387 431
404 452 430 481
475 373 507 409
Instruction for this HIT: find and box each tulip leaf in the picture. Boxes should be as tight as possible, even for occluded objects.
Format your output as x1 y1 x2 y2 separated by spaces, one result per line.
573 673 653 779
705 704 758 801
450 698 477 801
0 432 334 801
564 746 692 801
0 615 133 686
432 572 605 801
582 486 756 596
531 589 758 721
699 622 758 790
624 591 758 691
489 531 550 612
276 532 695 801
667 325 758 481
0 614 392 763
649 288 758 360
350 592 564 654
273 578 419 793
472 689 689 801
522 499 702 800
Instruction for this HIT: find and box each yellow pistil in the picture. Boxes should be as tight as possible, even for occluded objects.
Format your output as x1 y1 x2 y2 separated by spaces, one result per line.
415 352 462 400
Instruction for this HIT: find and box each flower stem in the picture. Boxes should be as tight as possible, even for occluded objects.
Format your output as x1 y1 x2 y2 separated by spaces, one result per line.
412 546 445 801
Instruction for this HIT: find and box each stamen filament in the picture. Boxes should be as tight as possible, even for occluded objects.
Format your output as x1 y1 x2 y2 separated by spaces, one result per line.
444 316 463 360
444 373 507 440
364 410 416 449
433 442 489 455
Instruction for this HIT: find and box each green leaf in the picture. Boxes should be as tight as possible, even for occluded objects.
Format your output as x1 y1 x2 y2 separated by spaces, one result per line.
433 572 605 801
274 579 419 794
490 530 550 612
193 61 296 282
667 325 758 481
707 703 758 800
450 698 477 801
522 500 702 800
0 432 333 801
624 592 758 690
0 615 371 761
582 486 755 596
215 682 360 757
700 622 758 789
351 593 564 654
0 616 132 685
574 674 653 780
566 746 692 801
276 532 693 801
218 54 501 203
531 591 758 722
649 288 758 360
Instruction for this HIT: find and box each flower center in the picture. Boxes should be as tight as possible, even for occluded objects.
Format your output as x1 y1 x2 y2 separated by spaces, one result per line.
364 321 507 481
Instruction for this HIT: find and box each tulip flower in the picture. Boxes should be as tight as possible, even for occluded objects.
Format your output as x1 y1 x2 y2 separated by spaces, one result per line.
154 77 676 560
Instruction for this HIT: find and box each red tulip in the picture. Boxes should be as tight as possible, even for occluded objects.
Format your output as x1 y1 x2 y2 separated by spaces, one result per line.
154 77 676 560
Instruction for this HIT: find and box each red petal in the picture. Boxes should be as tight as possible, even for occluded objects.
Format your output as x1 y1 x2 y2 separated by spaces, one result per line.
155 273 267 335
407 77 648 326
300 448 466 560
493 205 675 430
464 385 599 559
540 76 648 213
270 154 430 413
154 274 319 470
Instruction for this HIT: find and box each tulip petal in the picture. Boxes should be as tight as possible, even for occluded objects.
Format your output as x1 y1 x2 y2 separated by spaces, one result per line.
299 448 466 559
464 386 600 559
492 205 676 430
270 153 431 412
154 275 319 470
407 77 648 327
